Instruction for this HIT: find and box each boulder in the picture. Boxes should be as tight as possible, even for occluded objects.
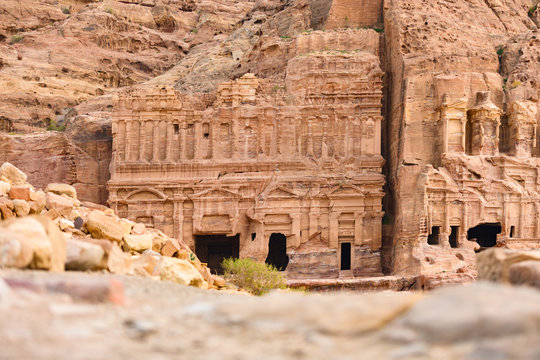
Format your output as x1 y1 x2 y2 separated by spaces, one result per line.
65 237 105 271
477 248 540 282
131 223 146 235
0 162 27 185
85 210 127 242
160 238 181 257
0 228 34 268
59 218 75 231
213 275 227 288
3 217 54 270
46 192 74 217
29 190 46 214
0 197 14 220
84 238 133 274
159 257 208 289
133 250 162 277
32 216 66 272
12 199 30 217
189 257 214 286
119 218 134 236
0 181 10 196
508 261 540 289
124 233 153 252
8 185 33 201
45 183 77 199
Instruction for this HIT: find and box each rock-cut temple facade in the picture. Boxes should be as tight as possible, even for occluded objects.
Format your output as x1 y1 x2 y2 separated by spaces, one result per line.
108 31 385 278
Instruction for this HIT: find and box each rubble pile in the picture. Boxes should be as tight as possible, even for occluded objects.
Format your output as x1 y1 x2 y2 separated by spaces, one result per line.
0 162 229 291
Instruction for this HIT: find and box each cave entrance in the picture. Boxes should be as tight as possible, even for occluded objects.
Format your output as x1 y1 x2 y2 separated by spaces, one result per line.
467 223 501 250
265 233 289 271
195 234 239 274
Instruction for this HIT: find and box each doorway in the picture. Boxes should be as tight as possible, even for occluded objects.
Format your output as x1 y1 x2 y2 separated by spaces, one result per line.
195 234 239 274
265 233 289 271
340 242 351 271
467 223 501 249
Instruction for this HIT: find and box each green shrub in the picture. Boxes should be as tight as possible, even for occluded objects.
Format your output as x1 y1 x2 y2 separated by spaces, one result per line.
528 5 537 16
10 35 23 45
104 6 114 15
46 120 66 132
62 7 70 15
222 257 286 295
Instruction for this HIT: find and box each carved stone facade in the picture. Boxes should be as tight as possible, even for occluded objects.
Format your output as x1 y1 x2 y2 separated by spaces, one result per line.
108 35 385 279
419 91 540 275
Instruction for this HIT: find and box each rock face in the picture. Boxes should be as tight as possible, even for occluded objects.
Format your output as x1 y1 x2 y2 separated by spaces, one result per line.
108 26 385 279
384 0 540 278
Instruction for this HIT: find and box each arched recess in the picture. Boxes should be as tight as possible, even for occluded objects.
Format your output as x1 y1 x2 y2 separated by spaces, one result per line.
126 187 167 201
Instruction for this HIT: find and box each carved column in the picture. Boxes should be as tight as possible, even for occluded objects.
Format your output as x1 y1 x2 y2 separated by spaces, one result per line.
125 121 133 161
117 120 126 161
354 211 364 246
139 120 145 161
439 94 467 154
165 123 173 161
508 101 538 158
468 92 501 156
290 213 302 248
152 121 160 162
535 202 540 238
329 212 339 249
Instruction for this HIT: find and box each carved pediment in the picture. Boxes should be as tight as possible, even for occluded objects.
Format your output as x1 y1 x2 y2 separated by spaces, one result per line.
327 184 364 198
264 186 301 199
190 187 242 200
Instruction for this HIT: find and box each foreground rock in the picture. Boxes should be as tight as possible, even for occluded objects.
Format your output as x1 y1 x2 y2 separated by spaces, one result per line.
1 271 540 359
477 248 540 286
0 216 66 271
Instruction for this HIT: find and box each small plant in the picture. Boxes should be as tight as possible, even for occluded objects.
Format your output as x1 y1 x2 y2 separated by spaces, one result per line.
373 28 384 33
496 46 504 56
62 7 70 15
46 120 66 132
222 257 286 296
510 80 522 89
528 5 537 16
271 85 284 93
190 28 198 33
503 78 508 90
280 35 291 39
104 6 114 15
9 35 23 45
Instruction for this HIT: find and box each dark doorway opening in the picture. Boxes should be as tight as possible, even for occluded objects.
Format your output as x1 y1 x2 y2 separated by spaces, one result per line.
510 226 515 238
195 234 239 274
265 233 289 271
467 223 501 249
428 226 440 245
340 242 351 271
449 226 459 248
